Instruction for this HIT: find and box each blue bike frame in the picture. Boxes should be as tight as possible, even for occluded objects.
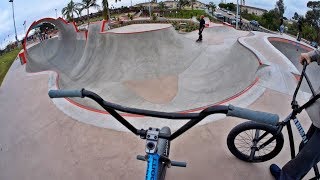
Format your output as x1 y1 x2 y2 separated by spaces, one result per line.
145 154 160 180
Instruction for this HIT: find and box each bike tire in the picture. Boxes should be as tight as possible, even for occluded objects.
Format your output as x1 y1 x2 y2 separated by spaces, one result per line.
227 121 284 163
157 127 171 180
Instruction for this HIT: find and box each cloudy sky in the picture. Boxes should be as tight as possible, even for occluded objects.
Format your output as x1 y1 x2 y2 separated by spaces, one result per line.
0 0 311 49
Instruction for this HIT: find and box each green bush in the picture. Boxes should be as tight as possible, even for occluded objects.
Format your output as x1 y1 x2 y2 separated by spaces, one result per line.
152 13 157 21
164 10 205 19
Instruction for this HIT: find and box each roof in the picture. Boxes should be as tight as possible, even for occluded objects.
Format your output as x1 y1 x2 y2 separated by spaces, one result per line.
240 5 267 12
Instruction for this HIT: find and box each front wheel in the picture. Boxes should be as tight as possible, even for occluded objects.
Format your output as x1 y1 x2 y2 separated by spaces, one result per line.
227 121 284 163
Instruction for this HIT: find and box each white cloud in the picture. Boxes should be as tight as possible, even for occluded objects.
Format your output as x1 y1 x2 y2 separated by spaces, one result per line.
0 10 11 33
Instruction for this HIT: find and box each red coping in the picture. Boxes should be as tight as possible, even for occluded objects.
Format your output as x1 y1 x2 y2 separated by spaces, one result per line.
267 37 313 52
23 17 86 64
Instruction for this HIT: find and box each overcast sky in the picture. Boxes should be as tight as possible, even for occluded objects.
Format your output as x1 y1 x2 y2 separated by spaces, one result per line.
0 0 311 49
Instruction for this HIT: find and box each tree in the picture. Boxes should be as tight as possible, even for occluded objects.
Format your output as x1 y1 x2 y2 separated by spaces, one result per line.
276 0 285 17
102 0 121 21
178 0 190 10
39 23 55 32
305 1 320 42
76 7 84 18
190 0 196 10
61 0 78 21
261 9 280 30
302 24 317 41
218 3 236 11
77 0 100 26
209 2 216 16
293 12 299 20
158 2 166 16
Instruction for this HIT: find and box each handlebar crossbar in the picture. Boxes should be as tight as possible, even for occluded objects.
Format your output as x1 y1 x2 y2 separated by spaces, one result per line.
48 89 279 140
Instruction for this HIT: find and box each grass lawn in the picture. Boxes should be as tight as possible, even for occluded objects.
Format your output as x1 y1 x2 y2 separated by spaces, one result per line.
0 48 21 86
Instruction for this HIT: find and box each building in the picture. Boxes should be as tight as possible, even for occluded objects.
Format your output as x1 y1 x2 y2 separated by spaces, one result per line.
191 1 207 9
134 2 159 8
240 5 267 16
134 1 207 10
163 1 177 9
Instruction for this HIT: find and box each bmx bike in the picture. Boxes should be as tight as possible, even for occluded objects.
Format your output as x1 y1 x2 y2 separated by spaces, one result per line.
227 62 320 180
49 88 279 180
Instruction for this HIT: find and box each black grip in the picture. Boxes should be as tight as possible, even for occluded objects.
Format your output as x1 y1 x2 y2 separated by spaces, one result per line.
227 105 279 126
171 161 187 167
136 155 146 161
48 89 84 98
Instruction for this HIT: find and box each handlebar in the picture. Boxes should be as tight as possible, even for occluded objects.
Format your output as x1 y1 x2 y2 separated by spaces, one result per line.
48 89 279 140
48 89 84 98
227 105 279 126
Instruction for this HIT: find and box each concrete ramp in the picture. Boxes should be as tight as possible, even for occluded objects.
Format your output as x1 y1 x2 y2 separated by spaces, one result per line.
268 37 318 93
184 25 250 45
25 20 259 112
25 18 86 76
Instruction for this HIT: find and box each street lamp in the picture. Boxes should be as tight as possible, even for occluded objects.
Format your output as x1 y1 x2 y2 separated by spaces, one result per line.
149 0 151 18
236 0 239 29
55 9 58 18
9 0 18 43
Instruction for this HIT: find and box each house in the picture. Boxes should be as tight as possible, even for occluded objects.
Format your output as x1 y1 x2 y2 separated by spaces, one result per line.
135 1 207 10
240 5 267 16
134 2 159 8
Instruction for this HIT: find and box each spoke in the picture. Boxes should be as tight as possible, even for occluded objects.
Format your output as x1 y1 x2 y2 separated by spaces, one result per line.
244 131 253 141
234 129 278 158
237 135 253 147
235 138 252 146
235 144 250 149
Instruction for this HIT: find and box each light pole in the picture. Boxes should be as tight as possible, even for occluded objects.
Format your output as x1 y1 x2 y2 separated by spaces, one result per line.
236 0 239 29
9 0 18 43
149 0 151 18
55 8 58 18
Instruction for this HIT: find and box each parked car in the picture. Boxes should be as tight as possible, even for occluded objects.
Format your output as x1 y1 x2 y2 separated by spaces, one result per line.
311 41 318 48
250 20 260 27
227 11 233 15
215 13 224 19
221 8 227 12
230 19 236 25
230 18 243 26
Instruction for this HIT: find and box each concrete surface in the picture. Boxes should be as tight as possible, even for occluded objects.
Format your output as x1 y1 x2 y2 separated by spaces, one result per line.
0 19 318 180
0 60 313 179
26 21 259 114
268 38 317 93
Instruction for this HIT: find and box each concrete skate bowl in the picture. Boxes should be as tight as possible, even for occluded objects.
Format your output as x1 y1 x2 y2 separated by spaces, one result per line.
25 19 260 114
268 37 318 93
183 25 250 45
24 18 87 75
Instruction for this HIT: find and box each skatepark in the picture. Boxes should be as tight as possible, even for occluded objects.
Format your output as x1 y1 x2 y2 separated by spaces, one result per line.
0 17 317 179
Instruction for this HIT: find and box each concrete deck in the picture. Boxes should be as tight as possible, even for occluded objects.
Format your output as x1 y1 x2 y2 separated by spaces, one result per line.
0 22 316 179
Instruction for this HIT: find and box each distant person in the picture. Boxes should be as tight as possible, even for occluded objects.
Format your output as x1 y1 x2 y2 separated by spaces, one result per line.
37 32 42 42
279 18 284 35
297 19 303 41
196 15 205 42
270 50 320 180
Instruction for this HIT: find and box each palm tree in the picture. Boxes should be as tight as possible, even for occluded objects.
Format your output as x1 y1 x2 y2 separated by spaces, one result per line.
209 2 216 16
61 0 78 22
77 0 100 26
190 0 195 10
76 7 84 18
158 2 165 16
102 0 121 21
